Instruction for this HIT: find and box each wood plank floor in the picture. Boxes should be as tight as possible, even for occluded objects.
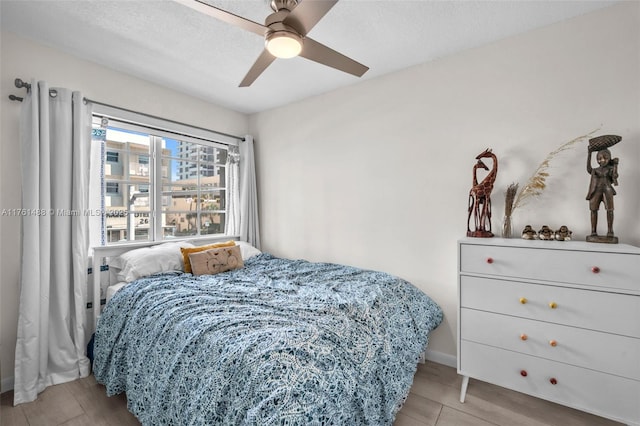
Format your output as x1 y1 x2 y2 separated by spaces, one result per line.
1 361 622 425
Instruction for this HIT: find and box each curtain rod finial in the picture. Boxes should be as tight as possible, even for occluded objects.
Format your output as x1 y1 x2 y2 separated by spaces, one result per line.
14 78 31 91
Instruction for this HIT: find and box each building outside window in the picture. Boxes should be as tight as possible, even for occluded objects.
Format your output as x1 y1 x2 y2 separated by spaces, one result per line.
92 117 229 244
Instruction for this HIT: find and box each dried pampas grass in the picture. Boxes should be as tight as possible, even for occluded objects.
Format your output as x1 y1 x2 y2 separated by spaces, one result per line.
511 128 601 212
504 183 518 218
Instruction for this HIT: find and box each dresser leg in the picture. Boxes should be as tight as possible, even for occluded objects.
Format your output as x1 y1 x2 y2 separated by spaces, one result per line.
460 375 469 403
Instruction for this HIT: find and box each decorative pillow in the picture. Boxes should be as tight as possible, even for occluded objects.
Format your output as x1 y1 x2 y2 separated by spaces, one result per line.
112 241 195 283
181 241 236 273
235 241 262 260
188 245 244 276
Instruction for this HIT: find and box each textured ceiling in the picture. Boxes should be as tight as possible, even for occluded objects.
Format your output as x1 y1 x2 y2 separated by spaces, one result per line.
1 0 619 114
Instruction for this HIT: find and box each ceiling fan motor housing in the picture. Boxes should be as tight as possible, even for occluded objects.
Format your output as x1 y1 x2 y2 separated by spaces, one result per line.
265 9 303 35
264 5 304 58
270 0 298 13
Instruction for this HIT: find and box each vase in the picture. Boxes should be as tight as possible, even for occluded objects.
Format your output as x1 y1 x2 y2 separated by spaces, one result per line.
501 215 513 238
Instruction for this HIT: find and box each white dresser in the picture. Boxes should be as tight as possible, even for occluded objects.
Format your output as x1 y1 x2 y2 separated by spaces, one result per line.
457 237 640 425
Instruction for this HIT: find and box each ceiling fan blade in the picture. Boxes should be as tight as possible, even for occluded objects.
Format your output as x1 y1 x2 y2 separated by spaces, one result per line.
175 0 266 36
300 37 368 77
283 0 338 36
239 49 277 87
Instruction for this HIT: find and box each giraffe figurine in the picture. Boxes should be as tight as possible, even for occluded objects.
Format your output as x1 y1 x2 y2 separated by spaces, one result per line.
467 148 498 238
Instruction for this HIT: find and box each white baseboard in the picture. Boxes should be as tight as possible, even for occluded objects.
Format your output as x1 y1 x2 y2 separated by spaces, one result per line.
1 376 14 393
424 349 457 368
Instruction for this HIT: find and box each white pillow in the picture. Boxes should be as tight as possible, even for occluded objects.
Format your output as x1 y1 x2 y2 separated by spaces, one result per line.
106 282 127 303
111 241 195 283
235 241 262 259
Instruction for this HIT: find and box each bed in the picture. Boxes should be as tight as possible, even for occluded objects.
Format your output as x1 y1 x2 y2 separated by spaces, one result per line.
92 240 443 425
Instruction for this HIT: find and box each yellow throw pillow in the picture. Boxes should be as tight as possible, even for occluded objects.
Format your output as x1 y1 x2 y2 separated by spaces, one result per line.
189 245 244 276
181 241 236 273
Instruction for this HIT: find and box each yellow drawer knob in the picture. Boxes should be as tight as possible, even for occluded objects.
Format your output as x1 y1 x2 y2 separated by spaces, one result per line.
549 302 558 309
519 297 528 304
520 334 528 341
549 340 557 347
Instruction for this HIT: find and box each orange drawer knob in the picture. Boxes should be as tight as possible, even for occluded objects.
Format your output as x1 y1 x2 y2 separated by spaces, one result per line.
548 301 558 309
550 378 558 385
519 297 528 304
520 334 528 341
549 340 557 347
520 370 528 377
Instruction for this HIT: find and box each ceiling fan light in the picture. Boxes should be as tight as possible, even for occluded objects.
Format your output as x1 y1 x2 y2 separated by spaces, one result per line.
266 32 302 58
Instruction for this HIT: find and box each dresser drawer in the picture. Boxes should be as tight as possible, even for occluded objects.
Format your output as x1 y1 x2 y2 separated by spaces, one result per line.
459 340 640 425
461 308 640 380
460 243 640 292
460 275 640 338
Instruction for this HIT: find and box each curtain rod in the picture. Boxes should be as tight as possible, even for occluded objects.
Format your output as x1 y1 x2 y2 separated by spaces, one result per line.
8 77 245 143
86 98 245 142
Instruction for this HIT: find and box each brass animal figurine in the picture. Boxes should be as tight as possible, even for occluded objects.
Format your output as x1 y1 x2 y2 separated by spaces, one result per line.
538 225 554 240
555 226 572 241
521 225 537 240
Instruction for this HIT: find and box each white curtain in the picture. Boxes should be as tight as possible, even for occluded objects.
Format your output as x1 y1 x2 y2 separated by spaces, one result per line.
225 144 240 236
14 81 92 405
239 135 261 249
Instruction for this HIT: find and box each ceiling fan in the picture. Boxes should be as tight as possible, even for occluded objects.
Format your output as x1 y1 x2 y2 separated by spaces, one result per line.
176 0 369 87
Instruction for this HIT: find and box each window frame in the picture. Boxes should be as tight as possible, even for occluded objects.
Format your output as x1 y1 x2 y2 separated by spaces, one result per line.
92 104 240 246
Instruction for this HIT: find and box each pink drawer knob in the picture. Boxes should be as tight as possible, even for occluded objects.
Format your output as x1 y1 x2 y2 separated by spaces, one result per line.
486 257 494 264
520 370 528 377
550 377 558 385
591 266 600 274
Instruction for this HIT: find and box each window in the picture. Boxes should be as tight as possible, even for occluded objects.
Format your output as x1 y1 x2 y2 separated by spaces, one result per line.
106 151 119 162
92 115 234 245
105 182 119 194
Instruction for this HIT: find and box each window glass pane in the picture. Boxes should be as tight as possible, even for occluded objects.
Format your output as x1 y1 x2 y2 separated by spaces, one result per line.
133 211 151 241
200 212 225 235
163 211 196 237
161 157 171 179
93 118 230 245
201 190 225 211
106 209 128 242
105 145 124 179
129 147 150 177
161 138 226 238
97 127 152 243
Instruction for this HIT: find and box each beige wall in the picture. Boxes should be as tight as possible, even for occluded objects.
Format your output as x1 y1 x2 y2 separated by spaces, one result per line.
0 31 249 390
250 2 640 362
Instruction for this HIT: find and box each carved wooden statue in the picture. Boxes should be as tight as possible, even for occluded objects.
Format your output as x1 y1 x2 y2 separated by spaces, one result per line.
586 135 622 244
467 148 498 238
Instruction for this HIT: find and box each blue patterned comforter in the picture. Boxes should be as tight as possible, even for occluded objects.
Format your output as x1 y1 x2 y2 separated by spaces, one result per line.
93 253 443 425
